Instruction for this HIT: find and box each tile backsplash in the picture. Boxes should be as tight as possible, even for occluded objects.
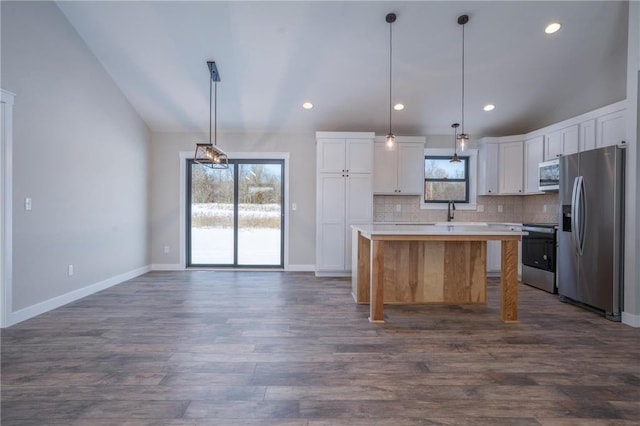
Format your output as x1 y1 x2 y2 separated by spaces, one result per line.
374 193 559 224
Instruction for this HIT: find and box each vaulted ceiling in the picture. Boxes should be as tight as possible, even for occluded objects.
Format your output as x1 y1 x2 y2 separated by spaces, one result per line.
57 1 629 138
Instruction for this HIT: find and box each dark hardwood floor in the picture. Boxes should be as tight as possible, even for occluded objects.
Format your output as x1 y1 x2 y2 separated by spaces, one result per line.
2 271 639 425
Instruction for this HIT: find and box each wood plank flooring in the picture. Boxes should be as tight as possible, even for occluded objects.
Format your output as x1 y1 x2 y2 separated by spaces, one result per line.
2 271 640 425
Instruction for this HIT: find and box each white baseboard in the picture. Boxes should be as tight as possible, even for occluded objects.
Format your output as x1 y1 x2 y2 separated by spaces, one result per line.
151 263 185 271
285 264 315 272
5 265 151 327
621 312 640 328
315 271 352 277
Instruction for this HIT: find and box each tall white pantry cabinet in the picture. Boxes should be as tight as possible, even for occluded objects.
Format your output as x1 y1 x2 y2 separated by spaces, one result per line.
315 132 374 275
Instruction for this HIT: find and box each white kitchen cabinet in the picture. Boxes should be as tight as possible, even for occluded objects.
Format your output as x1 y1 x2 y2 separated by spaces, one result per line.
317 137 372 174
544 125 578 160
477 139 499 195
523 135 544 194
498 140 524 194
579 119 596 152
596 109 626 148
373 139 424 195
315 132 374 275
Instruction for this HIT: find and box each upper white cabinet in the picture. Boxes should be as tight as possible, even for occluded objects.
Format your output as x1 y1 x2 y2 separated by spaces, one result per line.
315 132 374 275
317 137 372 174
478 137 523 195
579 119 596 152
477 139 499 195
498 140 524 194
373 137 425 195
524 135 544 194
544 125 578 160
596 109 626 148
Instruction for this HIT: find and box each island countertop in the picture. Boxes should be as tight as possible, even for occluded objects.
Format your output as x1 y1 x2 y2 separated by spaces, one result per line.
353 223 526 239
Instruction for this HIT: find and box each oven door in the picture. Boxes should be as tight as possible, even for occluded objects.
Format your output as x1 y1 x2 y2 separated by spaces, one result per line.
522 227 556 272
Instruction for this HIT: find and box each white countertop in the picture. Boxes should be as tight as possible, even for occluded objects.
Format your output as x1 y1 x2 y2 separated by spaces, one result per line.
353 222 526 237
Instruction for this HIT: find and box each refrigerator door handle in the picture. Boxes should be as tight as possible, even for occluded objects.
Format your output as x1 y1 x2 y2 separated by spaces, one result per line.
571 176 581 256
578 176 586 255
574 176 585 256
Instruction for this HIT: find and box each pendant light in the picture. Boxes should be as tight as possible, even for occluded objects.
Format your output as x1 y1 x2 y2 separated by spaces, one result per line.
456 14 470 151
385 12 397 149
450 123 461 163
194 61 229 169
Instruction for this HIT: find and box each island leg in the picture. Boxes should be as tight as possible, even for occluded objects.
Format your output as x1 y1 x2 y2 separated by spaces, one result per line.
500 239 519 323
369 239 385 323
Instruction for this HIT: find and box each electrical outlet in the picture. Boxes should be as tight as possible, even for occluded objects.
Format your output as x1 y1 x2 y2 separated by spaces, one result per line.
497 205 503 213
68 264 74 276
164 245 170 254
292 203 297 211
25 197 32 211
543 204 548 213
477 204 485 212
395 204 401 213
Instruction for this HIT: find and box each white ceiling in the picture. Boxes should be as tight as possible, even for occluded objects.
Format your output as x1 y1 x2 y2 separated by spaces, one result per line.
56 1 629 138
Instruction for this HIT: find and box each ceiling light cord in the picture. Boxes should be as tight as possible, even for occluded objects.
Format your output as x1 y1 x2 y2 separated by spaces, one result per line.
461 21 465 137
389 18 393 136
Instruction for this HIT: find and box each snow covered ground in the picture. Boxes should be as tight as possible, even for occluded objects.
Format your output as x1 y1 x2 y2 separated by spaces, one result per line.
190 203 282 265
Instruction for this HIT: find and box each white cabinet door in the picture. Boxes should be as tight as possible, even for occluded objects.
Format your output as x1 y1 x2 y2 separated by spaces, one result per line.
579 119 596 152
374 142 423 194
596 110 626 148
499 141 524 194
524 136 544 194
396 143 424 195
545 125 578 160
345 174 373 270
316 174 346 270
563 125 579 156
544 131 562 161
478 142 499 195
346 139 373 173
317 139 347 173
373 143 397 194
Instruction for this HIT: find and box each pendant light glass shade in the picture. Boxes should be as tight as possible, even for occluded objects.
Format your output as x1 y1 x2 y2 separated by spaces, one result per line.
385 12 397 150
456 14 470 152
194 61 228 169
450 123 461 163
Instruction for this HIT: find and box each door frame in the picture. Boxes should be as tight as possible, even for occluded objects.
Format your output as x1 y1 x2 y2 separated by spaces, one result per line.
1 89 15 328
179 151 290 270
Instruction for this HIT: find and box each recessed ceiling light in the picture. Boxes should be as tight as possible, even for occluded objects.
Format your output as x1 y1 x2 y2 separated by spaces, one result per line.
302 102 313 110
545 22 561 34
393 103 405 111
483 104 495 112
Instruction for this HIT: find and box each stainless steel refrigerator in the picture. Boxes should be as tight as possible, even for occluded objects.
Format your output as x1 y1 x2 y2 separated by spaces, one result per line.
558 145 625 321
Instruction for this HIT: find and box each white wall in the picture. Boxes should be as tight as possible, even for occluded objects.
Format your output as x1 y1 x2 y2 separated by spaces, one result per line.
150 131 316 268
1 1 150 322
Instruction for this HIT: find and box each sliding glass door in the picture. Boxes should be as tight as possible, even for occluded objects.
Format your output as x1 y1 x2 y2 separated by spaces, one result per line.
187 159 284 268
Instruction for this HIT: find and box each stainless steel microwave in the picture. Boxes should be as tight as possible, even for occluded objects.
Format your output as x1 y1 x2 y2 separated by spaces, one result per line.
538 159 560 191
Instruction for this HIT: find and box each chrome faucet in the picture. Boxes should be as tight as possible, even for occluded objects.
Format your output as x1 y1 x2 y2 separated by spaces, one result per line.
447 200 456 222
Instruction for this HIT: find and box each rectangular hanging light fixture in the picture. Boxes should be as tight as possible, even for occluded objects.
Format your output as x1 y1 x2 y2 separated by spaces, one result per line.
194 61 229 169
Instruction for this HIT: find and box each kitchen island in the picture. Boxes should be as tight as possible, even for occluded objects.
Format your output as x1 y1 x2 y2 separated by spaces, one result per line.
352 223 526 323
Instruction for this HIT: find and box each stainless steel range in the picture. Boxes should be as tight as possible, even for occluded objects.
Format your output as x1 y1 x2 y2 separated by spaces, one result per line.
522 223 558 293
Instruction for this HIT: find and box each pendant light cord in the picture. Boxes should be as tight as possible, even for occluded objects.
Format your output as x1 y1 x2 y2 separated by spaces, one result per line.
209 73 212 144
389 19 393 135
461 21 465 136
214 80 217 147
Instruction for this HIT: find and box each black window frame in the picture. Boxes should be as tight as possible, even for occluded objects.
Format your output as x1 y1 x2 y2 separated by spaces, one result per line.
423 155 470 203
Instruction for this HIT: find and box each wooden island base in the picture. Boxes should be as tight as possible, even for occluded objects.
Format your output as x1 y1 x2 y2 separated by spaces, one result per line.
352 228 522 324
